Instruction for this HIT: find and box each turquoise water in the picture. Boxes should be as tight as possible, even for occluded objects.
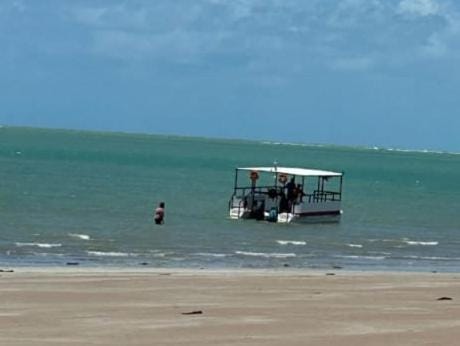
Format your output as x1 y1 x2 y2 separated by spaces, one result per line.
1 126 459 271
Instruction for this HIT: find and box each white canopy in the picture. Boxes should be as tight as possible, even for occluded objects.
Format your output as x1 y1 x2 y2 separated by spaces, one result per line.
238 166 342 177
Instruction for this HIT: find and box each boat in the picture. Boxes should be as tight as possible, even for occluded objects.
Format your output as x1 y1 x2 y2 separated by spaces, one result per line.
228 165 343 223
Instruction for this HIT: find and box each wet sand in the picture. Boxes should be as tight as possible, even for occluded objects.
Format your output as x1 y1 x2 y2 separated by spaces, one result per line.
1 268 459 345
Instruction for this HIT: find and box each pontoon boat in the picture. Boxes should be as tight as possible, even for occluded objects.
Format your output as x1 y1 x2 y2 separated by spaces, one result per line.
228 166 343 223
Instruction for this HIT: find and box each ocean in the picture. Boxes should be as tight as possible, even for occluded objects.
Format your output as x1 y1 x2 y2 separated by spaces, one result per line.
1 126 459 272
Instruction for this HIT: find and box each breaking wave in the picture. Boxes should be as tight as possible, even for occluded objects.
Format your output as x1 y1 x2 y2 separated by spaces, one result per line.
194 253 228 258
16 242 62 248
346 243 363 248
87 251 136 257
277 240 306 246
404 240 438 246
69 233 91 240
235 251 296 258
335 255 386 261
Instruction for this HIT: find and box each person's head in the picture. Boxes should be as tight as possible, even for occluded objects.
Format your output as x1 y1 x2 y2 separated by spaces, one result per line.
159 202 165 208
290 177 295 183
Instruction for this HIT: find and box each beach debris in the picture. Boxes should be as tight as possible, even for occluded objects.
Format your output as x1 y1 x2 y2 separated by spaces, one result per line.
66 262 79 266
326 273 336 276
182 310 203 315
437 297 453 301
0 269 14 273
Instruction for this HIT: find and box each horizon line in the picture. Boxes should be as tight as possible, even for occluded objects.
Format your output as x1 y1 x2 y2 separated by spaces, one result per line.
1 124 458 156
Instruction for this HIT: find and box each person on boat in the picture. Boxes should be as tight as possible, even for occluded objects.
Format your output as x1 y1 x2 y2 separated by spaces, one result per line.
286 177 296 200
251 200 265 221
154 202 165 225
279 191 289 213
295 184 306 203
286 177 296 210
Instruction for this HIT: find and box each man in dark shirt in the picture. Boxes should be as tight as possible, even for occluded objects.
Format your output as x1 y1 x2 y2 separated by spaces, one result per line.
154 202 165 225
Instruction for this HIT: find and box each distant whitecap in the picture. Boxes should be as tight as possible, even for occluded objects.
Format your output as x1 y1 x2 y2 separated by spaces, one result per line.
69 233 91 240
404 240 438 246
87 251 135 257
16 242 61 248
235 251 296 258
336 255 385 260
277 240 306 246
194 253 228 258
404 255 460 261
346 244 363 248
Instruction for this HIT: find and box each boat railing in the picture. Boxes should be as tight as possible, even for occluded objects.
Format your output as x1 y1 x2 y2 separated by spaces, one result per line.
228 196 246 218
230 187 341 205
305 190 342 203
229 186 281 216
229 187 341 218
231 186 280 200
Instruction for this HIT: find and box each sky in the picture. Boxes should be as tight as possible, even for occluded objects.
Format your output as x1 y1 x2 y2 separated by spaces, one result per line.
1 0 459 151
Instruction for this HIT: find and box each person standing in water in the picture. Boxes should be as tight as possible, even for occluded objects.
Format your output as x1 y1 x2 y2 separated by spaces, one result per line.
154 202 165 225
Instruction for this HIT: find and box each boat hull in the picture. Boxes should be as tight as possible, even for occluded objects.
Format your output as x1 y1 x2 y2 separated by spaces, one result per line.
229 207 342 224
276 211 341 224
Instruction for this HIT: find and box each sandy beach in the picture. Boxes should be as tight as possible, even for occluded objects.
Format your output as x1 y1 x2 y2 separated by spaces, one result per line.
1 268 459 345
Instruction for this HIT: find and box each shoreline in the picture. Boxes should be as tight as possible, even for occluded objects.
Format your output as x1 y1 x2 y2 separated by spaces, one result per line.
1 268 459 345
2 265 459 275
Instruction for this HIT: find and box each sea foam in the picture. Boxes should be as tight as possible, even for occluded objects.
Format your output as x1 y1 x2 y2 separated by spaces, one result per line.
87 251 135 257
16 242 62 248
277 240 306 246
404 255 460 261
194 253 228 258
69 233 91 240
404 240 438 246
336 255 386 260
235 251 296 258
346 244 363 248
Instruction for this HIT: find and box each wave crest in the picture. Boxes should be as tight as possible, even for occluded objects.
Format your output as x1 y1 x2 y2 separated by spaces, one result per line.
277 240 306 246
235 251 296 258
15 242 62 248
69 233 91 240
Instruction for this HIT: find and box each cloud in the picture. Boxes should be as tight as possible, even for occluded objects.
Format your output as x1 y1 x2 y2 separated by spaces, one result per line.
208 0 253 20
331 56 375 71
327 0 387 28
397 0 440 17
72 6 108 27
5 0 458 75
421 33 448 57
0 0 26 14
91 29 230 64
69 4 148 30
407 1 460 59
